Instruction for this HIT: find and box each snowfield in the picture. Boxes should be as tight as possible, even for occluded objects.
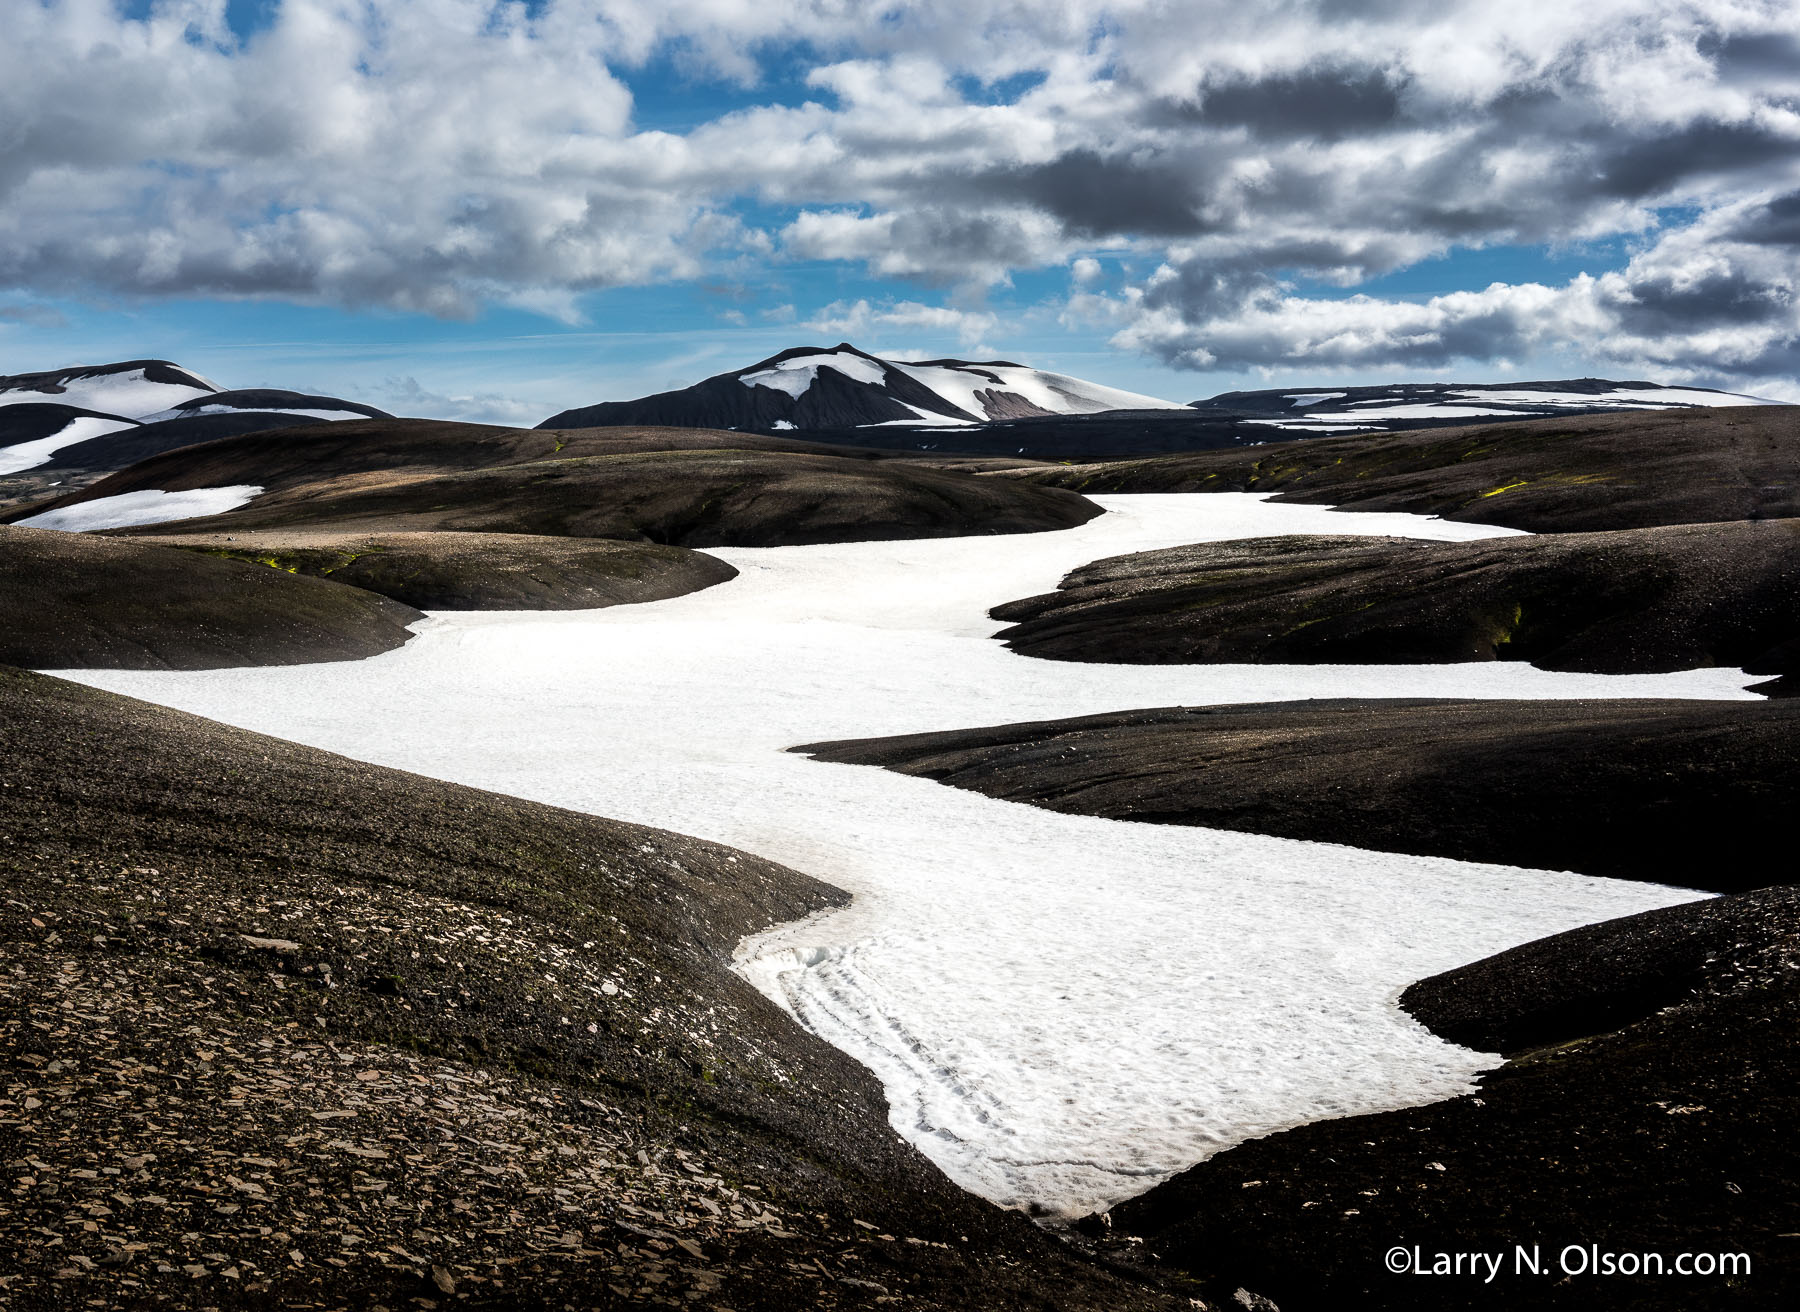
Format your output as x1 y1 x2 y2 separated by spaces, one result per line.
16 484 263 531
57 495 1754 1216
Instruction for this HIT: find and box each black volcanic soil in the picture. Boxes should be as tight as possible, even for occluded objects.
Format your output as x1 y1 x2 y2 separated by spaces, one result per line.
1099 886 1800 1311
798 698 1800 890
5 419 1101 546
139 529 739 611
0 667 1181 1312
990 405 1800 532
0 524 421 669
987 520 1800 690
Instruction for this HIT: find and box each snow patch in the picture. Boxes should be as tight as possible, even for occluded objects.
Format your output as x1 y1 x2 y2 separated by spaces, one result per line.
0 368 218 420
0 414 138 475
58 494 1748 1216
16 485 263 532
739 351 890 398
1283 392 1347 406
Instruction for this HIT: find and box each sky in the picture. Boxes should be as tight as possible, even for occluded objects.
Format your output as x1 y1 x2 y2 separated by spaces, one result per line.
2 0 1798 422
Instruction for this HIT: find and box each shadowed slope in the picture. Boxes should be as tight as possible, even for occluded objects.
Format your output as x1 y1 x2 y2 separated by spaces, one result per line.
989 405 1800 532
4 419 1101 546
799 698 1800 890
987 520 1800 692
142 529 739 610
0 524 421 669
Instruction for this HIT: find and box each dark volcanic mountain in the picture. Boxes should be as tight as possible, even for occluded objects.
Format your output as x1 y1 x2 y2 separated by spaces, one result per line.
537 342 1187 432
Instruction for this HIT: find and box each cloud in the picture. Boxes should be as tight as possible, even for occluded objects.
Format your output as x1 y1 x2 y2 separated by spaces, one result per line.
0 1 1796 391
377 375 543 426
1104 199 1800 392
805 298 1000 347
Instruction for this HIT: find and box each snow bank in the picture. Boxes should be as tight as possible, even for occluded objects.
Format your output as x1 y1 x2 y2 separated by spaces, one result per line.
58 495 1750 1216
16 485 263 532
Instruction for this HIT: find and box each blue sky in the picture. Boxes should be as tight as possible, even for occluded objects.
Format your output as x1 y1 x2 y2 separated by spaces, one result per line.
4 2 1797 418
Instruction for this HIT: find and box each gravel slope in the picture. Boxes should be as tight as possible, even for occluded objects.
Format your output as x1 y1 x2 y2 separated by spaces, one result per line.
0 667 1182 1312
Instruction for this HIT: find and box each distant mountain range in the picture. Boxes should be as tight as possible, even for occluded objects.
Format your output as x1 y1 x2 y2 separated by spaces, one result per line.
537 343 1191 432
0 360 390 478
3 351 1783 482
536 344 1778 459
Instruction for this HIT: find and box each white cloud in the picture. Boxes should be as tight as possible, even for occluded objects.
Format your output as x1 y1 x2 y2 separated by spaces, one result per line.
1 2 1798 389
805 298 1001 347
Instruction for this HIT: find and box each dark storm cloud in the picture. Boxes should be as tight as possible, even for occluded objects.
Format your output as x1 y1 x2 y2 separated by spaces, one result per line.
979 150 1214 237
1189 67 1406 141
1731 191 1800 246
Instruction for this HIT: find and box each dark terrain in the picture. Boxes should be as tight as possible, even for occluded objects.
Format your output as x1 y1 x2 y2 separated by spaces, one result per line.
141 530 738 611
986 520 1800 693
1099 886 1800 1310
799 698 1800 890
3 419 1101 546
0 525 421 669
989 405 1800 531
0 667 1183 1312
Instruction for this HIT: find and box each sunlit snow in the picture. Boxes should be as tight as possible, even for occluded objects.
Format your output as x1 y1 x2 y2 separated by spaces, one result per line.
0 414 138 475
0 367 218 419
16 484 263 531
739 350 890 397
56 495 1752 1216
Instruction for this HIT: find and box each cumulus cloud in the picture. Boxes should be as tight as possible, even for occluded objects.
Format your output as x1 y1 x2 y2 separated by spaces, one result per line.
1 1 1798 387
806 298 1000 348
1107 199 1800 392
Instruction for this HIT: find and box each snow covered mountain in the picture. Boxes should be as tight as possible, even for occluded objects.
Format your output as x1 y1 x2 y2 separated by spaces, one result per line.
0 361 392 477
538 343 1188 432
1194 378 1778 433
0 360 220 418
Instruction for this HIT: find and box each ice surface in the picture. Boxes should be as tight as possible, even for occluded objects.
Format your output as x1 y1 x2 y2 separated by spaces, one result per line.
16 484 263 532
0 368 218 419
0 414 138 475
56 495 1751 1216
739 350 890 397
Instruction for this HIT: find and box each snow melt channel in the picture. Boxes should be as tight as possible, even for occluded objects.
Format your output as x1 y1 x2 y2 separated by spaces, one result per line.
57 494 1755 1217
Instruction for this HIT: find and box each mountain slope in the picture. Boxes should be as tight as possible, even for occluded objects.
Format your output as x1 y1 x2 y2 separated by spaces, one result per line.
538 342 1187 432
3 418 1100 543
1194 377 1776 433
